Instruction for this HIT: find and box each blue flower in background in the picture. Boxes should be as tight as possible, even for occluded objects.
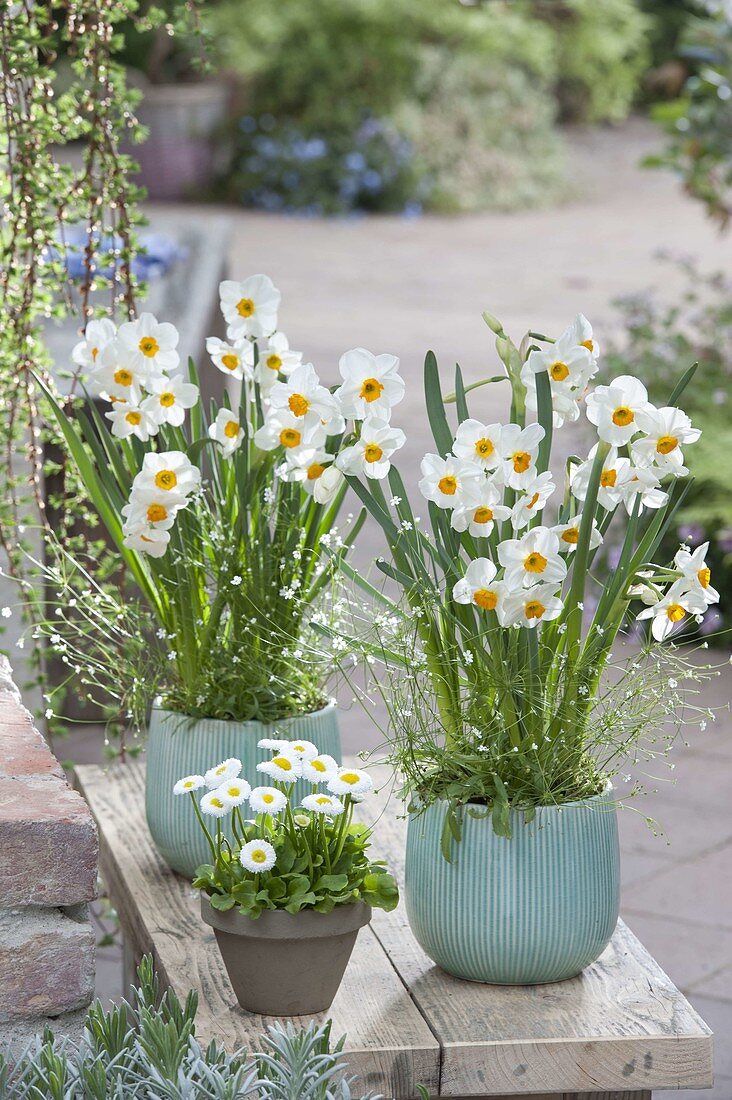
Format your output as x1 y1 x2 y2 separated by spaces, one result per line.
56 228 185 282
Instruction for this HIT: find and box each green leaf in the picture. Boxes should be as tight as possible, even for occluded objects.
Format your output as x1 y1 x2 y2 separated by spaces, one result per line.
317 873 349 892
208 893 235 911
424 351 453 456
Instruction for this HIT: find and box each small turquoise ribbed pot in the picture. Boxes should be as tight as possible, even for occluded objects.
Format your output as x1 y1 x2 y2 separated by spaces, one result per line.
405 791 619 985
145 704 341 878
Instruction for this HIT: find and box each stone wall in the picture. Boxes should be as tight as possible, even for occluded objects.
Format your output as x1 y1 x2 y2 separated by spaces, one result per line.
0 658 97 1051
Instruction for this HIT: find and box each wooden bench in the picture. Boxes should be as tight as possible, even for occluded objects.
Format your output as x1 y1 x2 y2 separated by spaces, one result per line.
74 761 713 1100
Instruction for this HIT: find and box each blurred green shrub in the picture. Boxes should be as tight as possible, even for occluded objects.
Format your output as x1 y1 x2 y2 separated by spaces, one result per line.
209 0 650 215
605 256 732 637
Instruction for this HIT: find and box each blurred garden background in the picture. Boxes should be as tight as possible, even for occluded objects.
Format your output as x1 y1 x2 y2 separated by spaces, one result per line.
1 1 732 1094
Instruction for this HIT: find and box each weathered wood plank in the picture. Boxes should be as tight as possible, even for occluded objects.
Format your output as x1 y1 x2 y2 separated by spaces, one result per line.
74 761 440 1099
357 770 713 1097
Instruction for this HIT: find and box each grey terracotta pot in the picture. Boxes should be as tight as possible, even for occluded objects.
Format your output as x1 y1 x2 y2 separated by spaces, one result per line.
201 895 371 1015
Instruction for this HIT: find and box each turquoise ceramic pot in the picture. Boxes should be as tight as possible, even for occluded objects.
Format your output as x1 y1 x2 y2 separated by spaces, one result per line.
405 791 619 984
145 704 341 877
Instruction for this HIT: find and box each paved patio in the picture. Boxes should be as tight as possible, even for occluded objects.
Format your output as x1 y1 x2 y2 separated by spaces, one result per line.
73 117 731 1092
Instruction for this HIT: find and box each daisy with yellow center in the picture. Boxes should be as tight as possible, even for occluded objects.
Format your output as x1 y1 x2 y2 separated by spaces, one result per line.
220 779 252 808
239 838 277 872
204 757 243 789
200 791 232 818
173 774 205 796
257 751 303 782
249 786 287 814
302 754 339 783
301 793 345 817
327 767 374 797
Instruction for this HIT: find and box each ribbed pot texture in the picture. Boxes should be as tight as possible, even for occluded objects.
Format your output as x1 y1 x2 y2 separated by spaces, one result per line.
405 791 620 985
201 895 371 1015
145 704 341 877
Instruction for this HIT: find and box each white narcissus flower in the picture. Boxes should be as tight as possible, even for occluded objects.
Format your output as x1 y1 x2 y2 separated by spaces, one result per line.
133 451 201 501
105 402 157 441
219 275 281 340
522 323 596 427
142 375 199 428
301 793 345 817
116 313 180 375
282 446 335 495
327 767 374 796
239 838 277 872
92 342 149 402
585 375 653 446
256 751 302 782
551 514 603 553
452 419 503 472
206 337 255 381
336 418 406 481
205 757 243 789
497 423 545 490
302 754 339 783
450 481 511 537
249 786 287 814
636 581 708 641
268 363 344 433
122 526 171 558
200 790 232 817
631 405 701 476
510 471 556 531
418 454 483 509
73 318 116 372
619 467 668 515
335 348 405 420
219 779 252 807
570 445 633 511
498 526 567 589
313 465 344 505
503 584 564 629
256 331 303 389
173 774 205 796
254 412 327 456
122 497 178 532
452 558 508 621
562 313 600 360
674 542 720 605
209 409 245 457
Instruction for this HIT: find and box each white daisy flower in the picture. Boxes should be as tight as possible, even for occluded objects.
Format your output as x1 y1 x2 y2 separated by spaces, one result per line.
205 757 243 789
674 542 720 605
497 423 545 490
208 409 245 457
551 514 603 553
498 527 568 589
132 451 201 500
636 581 708 641
570 444 633 511
142 375 199 428
248 786 287 814
301 754 339 783
255 331 303 389
268 363 344 434
206 336 254 381
452 419 503 472
105 402 158 441
173 774 205 796
450 480 511 537
219 779 251 807
219 275 281 340
585 375 653 446
257 738 289 751
122 526 171 558
327 767 374 797
200 790 232 817
72 318 116 372
335 347 405 420
281 739 319 761
116 312 180 375
510 471 556 531
313 465 345 505
256 751 302 782
452 558 508 620
418 453 483 509
301 793 345 817
631 405 701 476
336 417 406 481
503 584 564 629
254 412 327 455
239 838 277 872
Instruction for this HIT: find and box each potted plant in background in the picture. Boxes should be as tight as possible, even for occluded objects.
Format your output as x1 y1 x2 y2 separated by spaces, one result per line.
178 742 398 1014
325 312 720 984
40 276 357 876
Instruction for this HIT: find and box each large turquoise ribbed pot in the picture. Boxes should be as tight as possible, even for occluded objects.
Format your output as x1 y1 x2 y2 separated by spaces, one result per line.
405 791 619 985
145 703 341 877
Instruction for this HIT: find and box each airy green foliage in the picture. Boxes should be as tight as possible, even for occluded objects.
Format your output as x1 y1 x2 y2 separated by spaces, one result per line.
0 957 384 1098
605 256 732 632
